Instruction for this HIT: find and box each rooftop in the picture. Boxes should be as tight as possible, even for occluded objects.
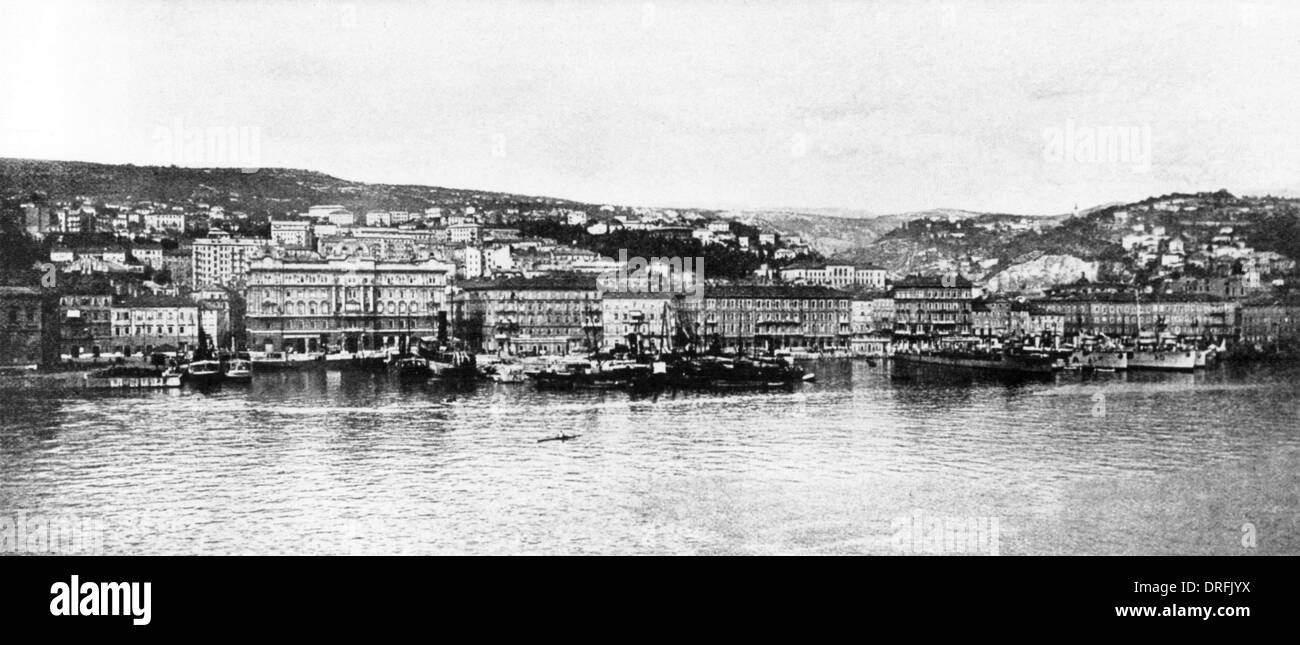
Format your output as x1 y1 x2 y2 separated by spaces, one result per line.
704 284 852 300
893 274 975 288
458 273 599 291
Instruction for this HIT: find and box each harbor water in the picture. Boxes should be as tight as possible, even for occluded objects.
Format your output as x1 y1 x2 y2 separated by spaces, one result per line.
2 360 1298 555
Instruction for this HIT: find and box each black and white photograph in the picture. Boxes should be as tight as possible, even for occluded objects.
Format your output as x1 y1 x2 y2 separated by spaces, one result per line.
1 0 1297 606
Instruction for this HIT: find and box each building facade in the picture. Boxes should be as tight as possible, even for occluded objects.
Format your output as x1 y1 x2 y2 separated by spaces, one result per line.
1240 298 1300 344
192 237 267 288
693 284 852 352
452 274 601 355
780 262 888 289
1036 294 1238 337
601 292 679 353
270 219 315 249
892 275 977 338
245 256 454 354
110 295 201 356
0 286 46 367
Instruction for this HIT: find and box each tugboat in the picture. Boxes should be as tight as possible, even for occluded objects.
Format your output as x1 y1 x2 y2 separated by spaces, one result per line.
417 338 479 380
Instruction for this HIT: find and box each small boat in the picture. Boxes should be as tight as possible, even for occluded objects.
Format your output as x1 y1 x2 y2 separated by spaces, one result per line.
537 433 582 443
485 362 528 383
185 359 223 385
223 358 252 383
416 338 479 379
388 354 432 379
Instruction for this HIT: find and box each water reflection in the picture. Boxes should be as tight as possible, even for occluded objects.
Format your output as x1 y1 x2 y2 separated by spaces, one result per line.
1 361 1299 554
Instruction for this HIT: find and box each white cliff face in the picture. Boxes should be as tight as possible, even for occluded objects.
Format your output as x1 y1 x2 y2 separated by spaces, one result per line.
985 254 1098 292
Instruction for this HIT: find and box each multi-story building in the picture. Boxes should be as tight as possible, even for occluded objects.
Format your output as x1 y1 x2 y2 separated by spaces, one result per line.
318 232 423 262
1240 297 1300 344
601 292 680 353
143 211 186 231
110 295 201 356
448 223 482 244
892 275 977 338
245 256 454 354
270 219 315 249
693 284 852 352
452 274 602 355
162 248 192 288
779 262 887 289
1036 294 1238 337
130 243 164 270
191 237 267 288
0 286 47 367
57 284 115 358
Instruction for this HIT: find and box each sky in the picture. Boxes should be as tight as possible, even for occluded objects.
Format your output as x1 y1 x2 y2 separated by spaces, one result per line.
2 0 1298 215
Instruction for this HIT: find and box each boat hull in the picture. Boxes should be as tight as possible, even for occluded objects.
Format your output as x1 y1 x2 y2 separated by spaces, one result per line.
1127 350 1197 372
892 352 1056 375
1070 350 1128 371
86 372 182 389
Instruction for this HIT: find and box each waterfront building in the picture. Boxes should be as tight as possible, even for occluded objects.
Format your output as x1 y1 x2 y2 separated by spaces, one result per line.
245 256 454 354
452 274 601 355
601 291 680 353
192 237 268 288
1240 296 1300 344
0 286 47 367
110 295 201 356
694 284 852 352
892 274 977 338
57 282 115 358
1035 293 1237 337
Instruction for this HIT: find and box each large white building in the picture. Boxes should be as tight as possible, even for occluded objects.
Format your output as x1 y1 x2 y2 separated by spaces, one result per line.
245 256 455 354
779 262 888 289
191 237 268 288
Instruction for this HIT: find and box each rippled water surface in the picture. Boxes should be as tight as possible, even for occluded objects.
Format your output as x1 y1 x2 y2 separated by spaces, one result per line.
3 361 1298 554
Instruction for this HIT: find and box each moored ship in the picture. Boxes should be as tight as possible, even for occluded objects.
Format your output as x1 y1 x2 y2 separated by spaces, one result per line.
1125 332 1197 371
223 358 253 383
1069 335 1128 371
388 354 433 379
667 354 808 390
85 365 183 389
892 347 1058 375
185 359 223 385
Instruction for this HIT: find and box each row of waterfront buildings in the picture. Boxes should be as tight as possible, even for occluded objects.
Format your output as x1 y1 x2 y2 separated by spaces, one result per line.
6 264 1300 366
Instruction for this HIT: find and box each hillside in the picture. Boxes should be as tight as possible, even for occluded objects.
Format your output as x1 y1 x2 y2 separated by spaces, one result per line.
0 158 584 217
